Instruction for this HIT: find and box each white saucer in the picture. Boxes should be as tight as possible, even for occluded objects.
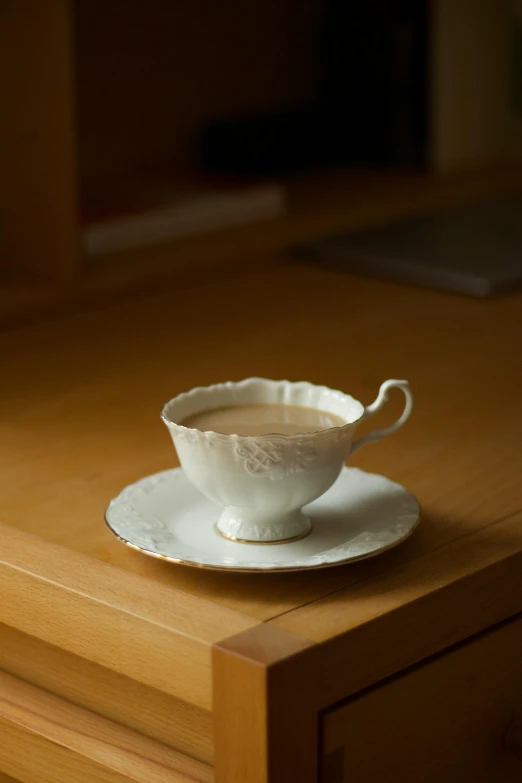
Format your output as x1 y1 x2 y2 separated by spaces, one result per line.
105 467 420 572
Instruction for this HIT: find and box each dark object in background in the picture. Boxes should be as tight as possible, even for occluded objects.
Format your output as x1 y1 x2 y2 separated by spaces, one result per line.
201 108 338 178
297 198 522 298
318 0 428 167
201 0 428 177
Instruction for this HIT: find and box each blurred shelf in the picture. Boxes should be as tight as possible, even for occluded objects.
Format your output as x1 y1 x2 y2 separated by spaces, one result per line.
2 163 522 329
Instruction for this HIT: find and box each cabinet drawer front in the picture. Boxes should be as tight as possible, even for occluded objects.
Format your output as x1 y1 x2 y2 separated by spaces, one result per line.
322 615 522 783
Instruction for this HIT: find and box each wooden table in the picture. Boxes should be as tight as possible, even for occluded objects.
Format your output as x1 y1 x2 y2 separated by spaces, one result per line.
1 261 522 782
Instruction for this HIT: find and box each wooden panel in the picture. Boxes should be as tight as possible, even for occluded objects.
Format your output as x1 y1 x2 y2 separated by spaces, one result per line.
1 263 522 625
322 615 522 783
0 0 78 280
272 512 522 643
0 523 257 710
0 623 213 764
213 624 317 783
272 513 522 707
0 672 212 783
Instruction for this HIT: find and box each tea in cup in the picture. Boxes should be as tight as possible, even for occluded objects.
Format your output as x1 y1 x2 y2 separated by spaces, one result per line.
161 377 412 543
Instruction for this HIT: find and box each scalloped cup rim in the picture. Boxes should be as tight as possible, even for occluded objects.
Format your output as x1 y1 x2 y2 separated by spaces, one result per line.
160 377 365 440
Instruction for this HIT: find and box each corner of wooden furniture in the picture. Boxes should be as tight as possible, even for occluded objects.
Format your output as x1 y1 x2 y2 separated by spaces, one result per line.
213 623 320 783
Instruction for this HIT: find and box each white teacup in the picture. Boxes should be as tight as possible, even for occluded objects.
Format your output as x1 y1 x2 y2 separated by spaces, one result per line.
161 378 412 544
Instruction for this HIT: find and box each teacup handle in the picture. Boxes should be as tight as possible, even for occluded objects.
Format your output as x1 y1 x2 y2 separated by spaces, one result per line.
350 379 413 455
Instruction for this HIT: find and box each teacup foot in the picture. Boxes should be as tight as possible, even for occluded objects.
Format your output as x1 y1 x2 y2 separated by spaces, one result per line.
216 508 312 544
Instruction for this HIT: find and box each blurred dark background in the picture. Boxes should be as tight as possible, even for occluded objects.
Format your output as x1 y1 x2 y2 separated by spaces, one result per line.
1 0 521 324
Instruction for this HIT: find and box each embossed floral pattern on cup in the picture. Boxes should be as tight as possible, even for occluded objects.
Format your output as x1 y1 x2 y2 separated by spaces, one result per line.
161 378 413 543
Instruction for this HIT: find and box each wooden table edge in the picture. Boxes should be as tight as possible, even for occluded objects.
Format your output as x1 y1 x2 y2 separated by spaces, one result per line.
211 511 522 782
0 670 213 783
0 521 258 710
3 513 521 782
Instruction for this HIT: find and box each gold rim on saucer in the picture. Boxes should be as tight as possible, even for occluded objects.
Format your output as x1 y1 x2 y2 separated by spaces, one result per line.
104 511 421 573
104 467 421 573
215 525 312 545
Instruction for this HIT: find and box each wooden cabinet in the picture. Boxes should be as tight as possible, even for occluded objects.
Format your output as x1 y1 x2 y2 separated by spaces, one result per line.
322 616 522 783
0 265 522 781
0 670 212 783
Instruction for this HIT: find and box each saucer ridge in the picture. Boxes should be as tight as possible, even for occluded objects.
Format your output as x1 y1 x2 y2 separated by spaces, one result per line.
105 467 420 572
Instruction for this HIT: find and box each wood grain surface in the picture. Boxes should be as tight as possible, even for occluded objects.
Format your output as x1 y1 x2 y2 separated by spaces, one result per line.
0 623 213 764
271 513 522 700
213 624 317 783
2 251 522 783
1 263 521 629
0 671 212 783
322 614 522 783
0 522 257 710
